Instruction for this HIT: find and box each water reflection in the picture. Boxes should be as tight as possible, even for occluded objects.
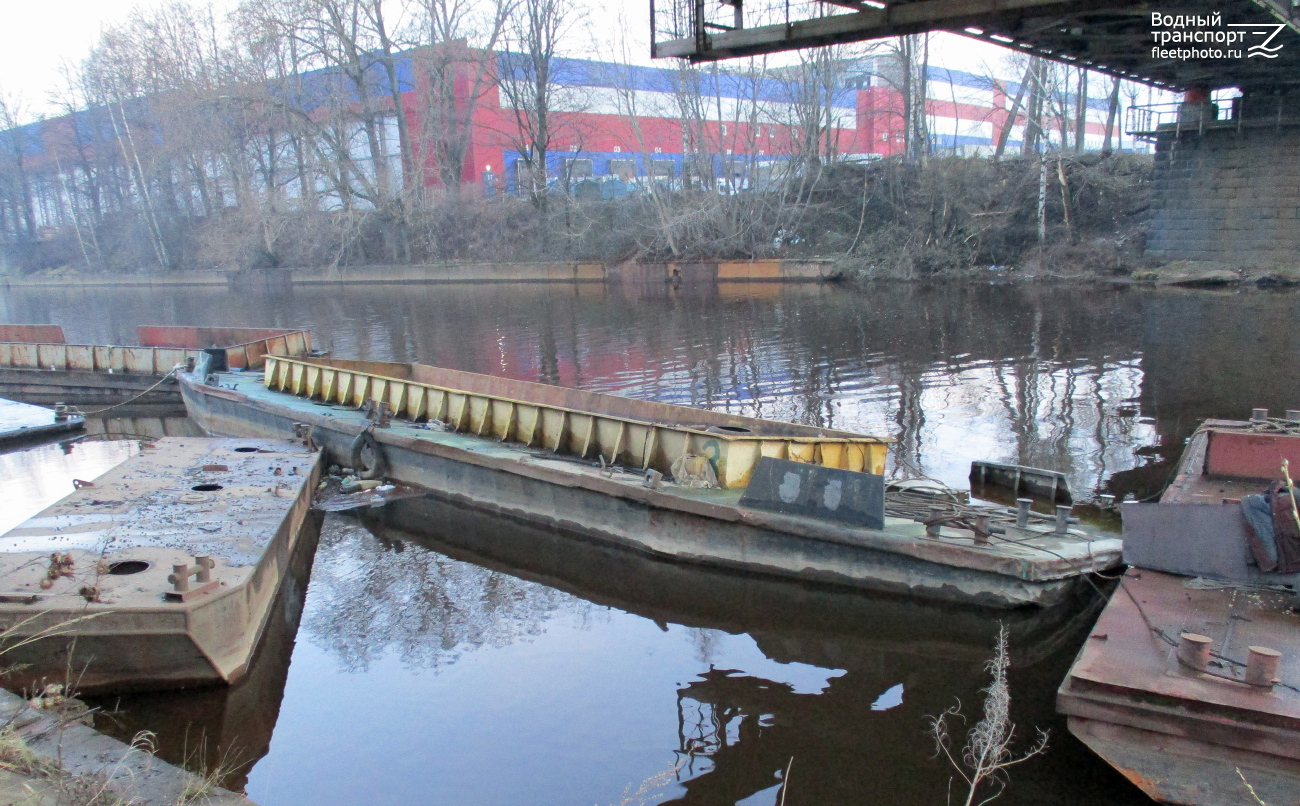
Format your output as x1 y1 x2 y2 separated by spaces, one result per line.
230 499 1142 806
301 517 602 673
6 283 1297 500
2 281 1297 803
0 438 136 533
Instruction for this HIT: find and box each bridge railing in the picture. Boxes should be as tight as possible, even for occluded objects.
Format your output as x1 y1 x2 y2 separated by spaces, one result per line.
1126 101 1240 140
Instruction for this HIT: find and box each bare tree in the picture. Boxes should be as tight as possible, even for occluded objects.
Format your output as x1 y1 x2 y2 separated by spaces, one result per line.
496 0 578 207
876 34 930 163
0 91 38 241
410 0 513 191
1101 77 1121 155
1073 67 1088 153
992 58 1033 161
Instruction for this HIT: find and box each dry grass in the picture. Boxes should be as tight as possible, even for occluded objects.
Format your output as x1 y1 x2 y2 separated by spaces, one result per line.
928 623 1049 806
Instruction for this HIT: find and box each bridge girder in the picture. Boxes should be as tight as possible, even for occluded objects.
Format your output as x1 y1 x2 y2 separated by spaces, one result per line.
652 0 1300 92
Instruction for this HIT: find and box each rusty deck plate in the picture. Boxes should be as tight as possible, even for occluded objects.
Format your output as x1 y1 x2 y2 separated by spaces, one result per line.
0 437 322 692
1060 568 1300 803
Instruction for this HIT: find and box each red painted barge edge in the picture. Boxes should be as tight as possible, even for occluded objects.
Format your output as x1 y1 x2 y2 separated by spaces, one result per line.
1058 417 1300 805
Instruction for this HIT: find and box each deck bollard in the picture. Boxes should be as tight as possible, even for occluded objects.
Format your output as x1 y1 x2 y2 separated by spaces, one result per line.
643 469 663 490
168 556 215 593
1177 633 1213 672
1054 505 1072 535
973 514 991 545
1287 410 1300 422
1099 494 1116 509
1252 407 1269 422
926 505 945 537
1016 498 1032 528
1245 646 1282 688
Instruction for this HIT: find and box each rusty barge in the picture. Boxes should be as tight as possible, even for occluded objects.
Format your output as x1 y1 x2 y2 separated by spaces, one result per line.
0 397 84 448
178 355 1121 609
0 437 323 693
0 325 314 407
1058 413 1300 805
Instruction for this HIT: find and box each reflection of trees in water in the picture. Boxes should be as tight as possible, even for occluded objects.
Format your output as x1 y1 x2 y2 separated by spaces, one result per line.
16 284 1300 495
301 516 604 672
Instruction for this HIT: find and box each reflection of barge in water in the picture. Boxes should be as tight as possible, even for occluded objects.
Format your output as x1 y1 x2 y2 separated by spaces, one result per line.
0 325 314 406
361 495 1118 805
1059 414 1300 805
180 355 1121 609
0 437 322 693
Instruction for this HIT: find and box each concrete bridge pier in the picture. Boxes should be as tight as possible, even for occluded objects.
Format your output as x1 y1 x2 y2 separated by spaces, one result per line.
1145 91 1300 269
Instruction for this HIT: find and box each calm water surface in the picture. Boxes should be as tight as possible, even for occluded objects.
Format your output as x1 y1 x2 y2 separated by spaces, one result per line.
2 280 1298 805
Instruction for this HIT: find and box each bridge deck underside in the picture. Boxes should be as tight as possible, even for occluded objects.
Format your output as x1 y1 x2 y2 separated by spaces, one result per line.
653 0 1300 92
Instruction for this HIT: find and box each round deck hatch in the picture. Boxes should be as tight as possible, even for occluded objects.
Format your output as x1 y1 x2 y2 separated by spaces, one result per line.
233 447 259 453
191 483 224 492
107 560 150 576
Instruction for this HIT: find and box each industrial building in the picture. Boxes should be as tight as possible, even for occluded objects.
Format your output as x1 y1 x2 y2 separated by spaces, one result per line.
1 44 1126 237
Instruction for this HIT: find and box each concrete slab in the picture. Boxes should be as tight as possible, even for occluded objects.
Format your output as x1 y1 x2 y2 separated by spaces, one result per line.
0 689 255 805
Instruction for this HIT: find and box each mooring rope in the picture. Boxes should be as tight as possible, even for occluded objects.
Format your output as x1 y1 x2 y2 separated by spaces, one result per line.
70 365 183 416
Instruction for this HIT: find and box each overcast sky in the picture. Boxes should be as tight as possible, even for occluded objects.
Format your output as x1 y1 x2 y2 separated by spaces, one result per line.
0 0 230 116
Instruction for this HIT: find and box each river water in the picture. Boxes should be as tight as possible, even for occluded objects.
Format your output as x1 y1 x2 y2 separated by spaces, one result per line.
1 280 1298 805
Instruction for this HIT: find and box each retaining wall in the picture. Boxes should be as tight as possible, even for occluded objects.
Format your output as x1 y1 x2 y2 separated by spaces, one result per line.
1 259 839 288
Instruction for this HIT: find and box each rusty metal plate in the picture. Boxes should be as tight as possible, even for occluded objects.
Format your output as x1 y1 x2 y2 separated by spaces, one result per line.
1069 716 1300 806
1065 569 1300 727
1206 429 1300 482
739 457 884 529
0 325 65 343
1122 502 1255 581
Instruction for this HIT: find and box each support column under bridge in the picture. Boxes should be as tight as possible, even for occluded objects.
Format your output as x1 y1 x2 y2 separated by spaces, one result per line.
1142 94 1300 268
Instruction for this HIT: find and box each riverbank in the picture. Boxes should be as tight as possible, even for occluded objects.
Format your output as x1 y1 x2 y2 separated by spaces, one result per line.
0 258 839 289
842 258 1300 287
6 257 1299 291
0 688 254 805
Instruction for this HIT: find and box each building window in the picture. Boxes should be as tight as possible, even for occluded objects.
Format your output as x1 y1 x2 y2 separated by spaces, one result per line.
564 158 594 180
608 159 636 181
650 159 675 178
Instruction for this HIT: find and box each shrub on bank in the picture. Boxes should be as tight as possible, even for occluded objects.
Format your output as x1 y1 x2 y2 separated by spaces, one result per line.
1 153 1153 279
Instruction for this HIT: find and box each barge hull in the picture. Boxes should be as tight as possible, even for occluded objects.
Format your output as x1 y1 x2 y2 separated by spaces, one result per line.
0 397 83 447
1068 716 1300 806
0 438 323 694
0 367 180 406
181 374 1104 609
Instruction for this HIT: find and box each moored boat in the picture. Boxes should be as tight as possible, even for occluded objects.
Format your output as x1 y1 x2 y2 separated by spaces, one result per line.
179 354 1120 609
0 436 322 693
0 325 315 407
0 397 84 448
1058 412 1300 804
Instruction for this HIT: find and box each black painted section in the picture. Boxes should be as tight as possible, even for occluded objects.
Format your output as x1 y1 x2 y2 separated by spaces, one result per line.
740 457 885 530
